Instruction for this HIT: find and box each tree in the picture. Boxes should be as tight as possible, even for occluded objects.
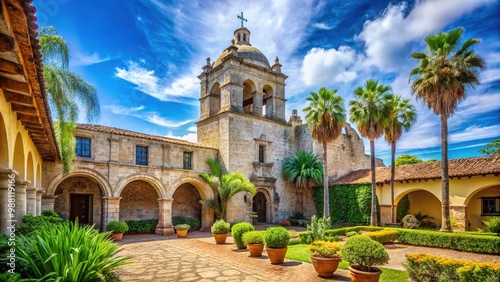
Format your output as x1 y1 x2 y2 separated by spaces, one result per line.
349 79 393 226
384 95 417 223
282 150 323 213
409 27 485 232
199 158 256 220
395 154 424 166
39 27 100 174
478 139 500 155
303 87 346 218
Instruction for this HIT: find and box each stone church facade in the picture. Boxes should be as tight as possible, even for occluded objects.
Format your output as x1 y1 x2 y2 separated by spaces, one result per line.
41 26 380 235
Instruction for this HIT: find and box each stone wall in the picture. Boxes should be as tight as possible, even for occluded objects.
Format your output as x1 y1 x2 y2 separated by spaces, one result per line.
119 180 159 221
172 183 202 221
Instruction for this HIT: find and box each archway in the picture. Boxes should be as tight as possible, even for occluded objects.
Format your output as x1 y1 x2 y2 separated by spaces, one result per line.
262 84 273 117
209 82 221 116
465 185 500 231
54 176 105 228
395 189 441 226
36 163 41 188
172 183 202 229
26 152 34 186
253 191 267 223
0 114 8 168
13 133 24 179
242 79 256 114
119 180 160 223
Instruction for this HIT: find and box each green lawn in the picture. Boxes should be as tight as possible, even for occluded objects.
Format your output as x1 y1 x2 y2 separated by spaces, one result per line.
286 244 409 282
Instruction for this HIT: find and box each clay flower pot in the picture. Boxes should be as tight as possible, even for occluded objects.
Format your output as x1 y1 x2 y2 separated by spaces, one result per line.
311 255 341 278
349 265 382 282
111 233 123 241
266 247 287 264
247 243 264 257
176 228 189 238
213 233 228 244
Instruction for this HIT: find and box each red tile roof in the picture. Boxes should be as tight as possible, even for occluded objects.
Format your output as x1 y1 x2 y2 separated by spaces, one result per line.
331 155 500 185
77 124 217 149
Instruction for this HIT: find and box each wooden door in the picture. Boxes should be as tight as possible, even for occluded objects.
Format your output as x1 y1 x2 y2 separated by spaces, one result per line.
253 192 267 223
70 194 92 225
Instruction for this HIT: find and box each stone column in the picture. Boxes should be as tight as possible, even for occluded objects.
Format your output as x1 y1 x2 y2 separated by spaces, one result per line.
200 205 214 231
15 180 30 225
36 190 44 215
0 169 18 234
156 198 174 235
41 195 57 212
450 204 468 231
26 187 37 216
252 91 265 116
102 197 121 230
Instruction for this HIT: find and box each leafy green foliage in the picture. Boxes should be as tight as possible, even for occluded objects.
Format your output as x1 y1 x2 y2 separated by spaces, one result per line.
282 150 323 189
324 226 384 236
106 221 129 234
484 216 500 234
264 227 290 248
125 219 158 233
402 215 421 229
404 253 500 282
18 212 66 236
199 158 256 220
309 240 341 258
231 222 255 249
314 184 380 224
175 224 190 229
396 228 500 254
479 139 500 155
365 230 398 244
341 235 389 271
242 231 264 245
211 219 230 234
172 216 200 230
17 220 131 281
396 194 410 221
288 238 302 245
346 231 360 237
395 154 424 166
289 212 306 220
306 215 331 242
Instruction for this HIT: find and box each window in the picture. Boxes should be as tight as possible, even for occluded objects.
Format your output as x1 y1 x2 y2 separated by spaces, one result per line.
482 197 500 215
136 146 148 166
75 137 91 157
258 145 265 163
183 152 192 169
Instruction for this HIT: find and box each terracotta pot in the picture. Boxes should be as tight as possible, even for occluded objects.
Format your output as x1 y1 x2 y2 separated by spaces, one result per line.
349 265 382 282
266 247 287 264
111 233 123 241
176 228 189 238
310 255 341 278
213 233 228 244
247 243 264 257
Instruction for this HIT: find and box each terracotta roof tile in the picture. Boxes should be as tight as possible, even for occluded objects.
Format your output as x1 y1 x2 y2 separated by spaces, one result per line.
331 155 500 185
77 124 217 150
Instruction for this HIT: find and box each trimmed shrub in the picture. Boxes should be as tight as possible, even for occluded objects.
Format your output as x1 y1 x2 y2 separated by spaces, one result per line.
365 230 398 244
172 216 200 231
309 240 342 258
264 226 290 248
324 226 384 236
299 231 313 244
404 253 500 282
288 238 302 245
346 231 359 237
484 216 500 234
231 222 255 249
18 212 66 236
211 219 230 234
41 210 59 217
341 235 389 272
106 221 129 234
324 235 340 242
175 224 190 229
396 228 500 254
242 231 264 245
126 219 158 234
402 214 420 229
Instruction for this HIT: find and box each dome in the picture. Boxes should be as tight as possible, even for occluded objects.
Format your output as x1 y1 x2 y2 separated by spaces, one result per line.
213 45 271 69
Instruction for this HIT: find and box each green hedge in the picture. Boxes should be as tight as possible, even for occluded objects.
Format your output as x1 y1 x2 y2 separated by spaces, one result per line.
396 229 500 254
365 230 398 244
172 216 200 231
324 226 384 236
404 253 500 282
125 219 158 234
313 184 380 224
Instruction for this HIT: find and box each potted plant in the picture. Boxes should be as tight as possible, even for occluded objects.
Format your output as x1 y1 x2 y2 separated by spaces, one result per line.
231 222 255 249
175 224 190 238
242 231 264 257
264 226 290 264
106 221 129 241
309 240 342 278
211 219 230 244
341 235 389 282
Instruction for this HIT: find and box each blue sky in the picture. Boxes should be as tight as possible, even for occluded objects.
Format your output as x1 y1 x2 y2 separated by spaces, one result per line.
35 0 499 165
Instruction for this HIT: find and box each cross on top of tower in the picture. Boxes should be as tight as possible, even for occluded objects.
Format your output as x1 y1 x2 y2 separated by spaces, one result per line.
237 12 247 27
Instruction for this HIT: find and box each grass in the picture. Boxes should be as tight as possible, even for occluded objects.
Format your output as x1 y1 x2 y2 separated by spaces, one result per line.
285 244 409 282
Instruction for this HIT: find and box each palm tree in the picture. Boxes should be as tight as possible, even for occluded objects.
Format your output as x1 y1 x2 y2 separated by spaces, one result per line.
303 87 346 218
409 27 485 232
200 158 256 220
39 27 100 174
349 79 393 226
282 150 324 213
384 95 417 223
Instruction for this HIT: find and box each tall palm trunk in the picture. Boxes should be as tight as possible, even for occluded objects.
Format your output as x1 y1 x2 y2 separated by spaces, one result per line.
370 139 377 226
440 114 451 232
390 141 396 223
323 142 330 218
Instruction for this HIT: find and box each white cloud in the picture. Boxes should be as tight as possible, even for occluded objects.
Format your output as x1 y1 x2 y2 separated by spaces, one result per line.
71 51 110 67
105 103 192 128
145 113 193 128
450 125 500 143
301 46 358 86
481 68 500 84
313 22 333 30
187 126 197 132
166 132 197 143
104 105 145 115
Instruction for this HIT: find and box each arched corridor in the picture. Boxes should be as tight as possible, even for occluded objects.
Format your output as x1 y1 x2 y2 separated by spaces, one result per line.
172 183 202 228
119 180 159 221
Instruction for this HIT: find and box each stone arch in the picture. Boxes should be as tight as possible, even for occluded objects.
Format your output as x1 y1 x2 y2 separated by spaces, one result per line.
26 152 34 187
209 82 221 116
119 180 160 223
464 184 500 230
13 133 25 179
36 163 41 189
116 173 166 198
464 184 500 205
242 79 257 114
262 84 273 117
253 188 271 223
46 167 113 197
0 113 8 168
395 188 441 225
